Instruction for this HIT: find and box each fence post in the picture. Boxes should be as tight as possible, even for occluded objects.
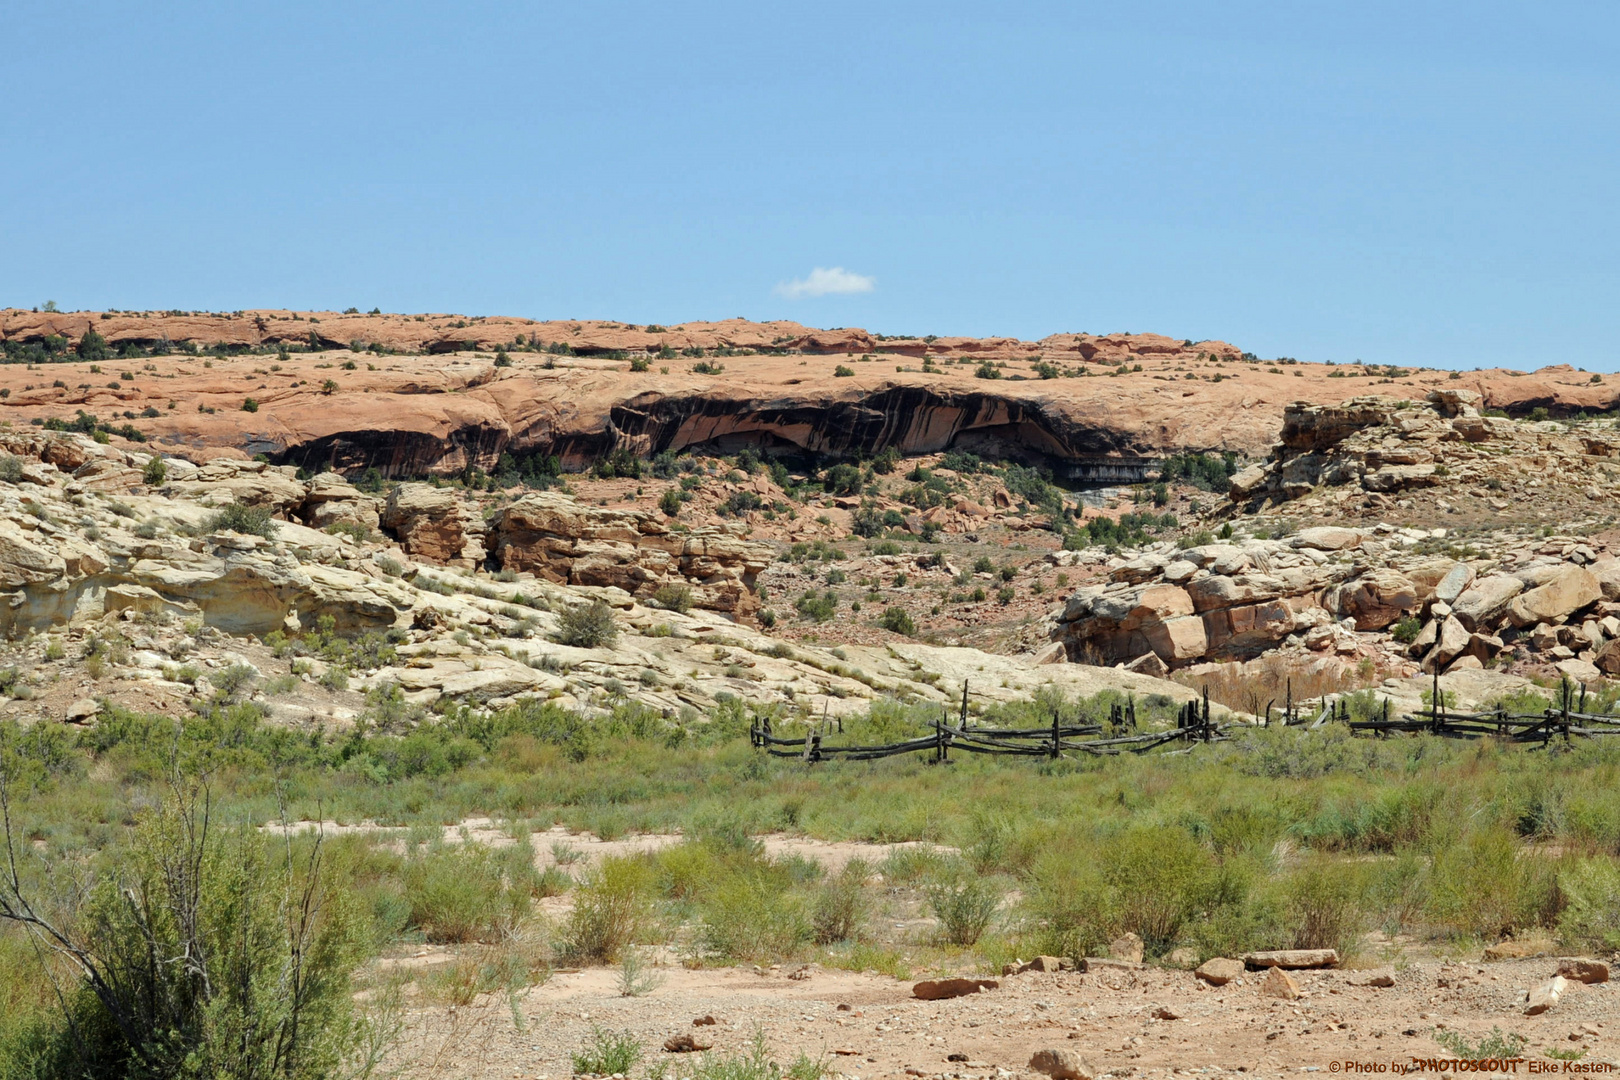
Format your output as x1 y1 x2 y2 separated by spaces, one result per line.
1563 681 1572 743
1051 710 1061 759
960 680 969 731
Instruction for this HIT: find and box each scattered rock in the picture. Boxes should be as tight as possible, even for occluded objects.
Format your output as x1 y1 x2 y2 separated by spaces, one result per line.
1152 1007 1181 1020
1080 957 1142 973
1109 933 1145 965
1195 958 1245 986
1347 968 1396 988
912 978 998 1000
1484 939 1544 961
1165 947 1201 969
64 697 99 722
1525 976 1567 1016
1556 959 1610 985
692 1015 718 1026
1021 955 1076 973
663 1034 714 1053
1242 949 1339 970
1261 967 1301 1000
1028 1048 1097 1080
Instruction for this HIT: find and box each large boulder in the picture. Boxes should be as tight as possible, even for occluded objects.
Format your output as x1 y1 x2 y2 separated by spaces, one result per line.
1505 565 1601 628
382 483 487 567
0 522 67 587
1337 569 1418 630
299 472 381 531
1362 464 1438 492
1451 575 1525 631
1424 615 1471 672
1293 526 1363 551
1587 557 1620 602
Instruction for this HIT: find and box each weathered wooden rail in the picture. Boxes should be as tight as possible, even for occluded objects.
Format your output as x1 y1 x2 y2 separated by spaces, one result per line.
749 675 1620 766
1349 677 1620 744
751 685 1226 763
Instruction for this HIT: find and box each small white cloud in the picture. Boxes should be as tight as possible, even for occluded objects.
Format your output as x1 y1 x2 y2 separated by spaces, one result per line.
775 266 875 299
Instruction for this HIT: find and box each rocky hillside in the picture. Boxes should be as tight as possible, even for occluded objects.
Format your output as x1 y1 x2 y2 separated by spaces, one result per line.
4 309 1618 481
1056 388 1620 696
0 428 1203 727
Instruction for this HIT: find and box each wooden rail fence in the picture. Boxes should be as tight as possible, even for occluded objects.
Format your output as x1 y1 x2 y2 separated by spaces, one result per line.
749 675 1620 765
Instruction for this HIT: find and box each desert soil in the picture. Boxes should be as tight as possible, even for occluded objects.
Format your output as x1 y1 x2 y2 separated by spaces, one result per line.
388 953 1614 1080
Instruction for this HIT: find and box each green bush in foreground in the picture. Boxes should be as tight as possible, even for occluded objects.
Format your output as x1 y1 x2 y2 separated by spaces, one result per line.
1558 858 1620 951
564 856 656 963
404 837 542 943
572 1026 644 1077
0 777 386 1080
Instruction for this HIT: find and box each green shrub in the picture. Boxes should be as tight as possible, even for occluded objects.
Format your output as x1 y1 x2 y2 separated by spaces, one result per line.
925 866 1002 946
205 501 276 538
564 855 656 963
572 1026 644 1077
685 1028 827 1080
1557 858 1620 951
834 365 854 377
1285 855 1369 955
697 866 812 961
208 662 258 701
1425 827 1558 939
795 590 837 622
1433 1027 1527 1062
877 607 916 636
0 780 380 1079
555 600 619 648
1391 616 1423 644
652 582 693 614
1089 827 1216 956
659 488 683 516
404 838 541 943
0 456 20 484
812 859 870 945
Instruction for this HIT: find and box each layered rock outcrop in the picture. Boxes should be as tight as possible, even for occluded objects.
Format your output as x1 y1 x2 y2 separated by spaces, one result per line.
1055 523 1620 677
490 492 772 613
1229 390 1620 508
382 483 487 567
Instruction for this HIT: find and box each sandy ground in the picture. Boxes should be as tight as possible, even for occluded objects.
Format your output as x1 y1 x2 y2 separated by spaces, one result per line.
386 954 1616 1080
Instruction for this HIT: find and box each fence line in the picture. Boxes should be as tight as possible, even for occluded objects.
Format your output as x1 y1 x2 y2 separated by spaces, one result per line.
749 674 1620 765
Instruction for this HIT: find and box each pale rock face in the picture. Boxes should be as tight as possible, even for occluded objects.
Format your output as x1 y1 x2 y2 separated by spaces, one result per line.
1451 575 1525 631
1028 1050 1097 1080
1425 615 1471 672
1504 565 1601 628
0 521 67 587
1432 561 1476 605
1292 526 1362 551
165 460 308 513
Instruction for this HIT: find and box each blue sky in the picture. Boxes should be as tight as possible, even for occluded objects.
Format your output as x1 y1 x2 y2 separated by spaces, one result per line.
3 1 1617 368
